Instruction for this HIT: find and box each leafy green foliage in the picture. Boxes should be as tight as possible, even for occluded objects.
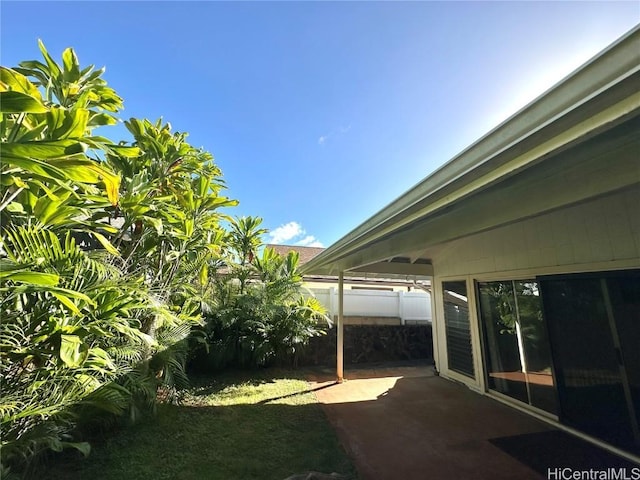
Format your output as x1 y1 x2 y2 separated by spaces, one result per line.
191 219 331 370
0 42 236 476
1 40 328 478
0 225 152 470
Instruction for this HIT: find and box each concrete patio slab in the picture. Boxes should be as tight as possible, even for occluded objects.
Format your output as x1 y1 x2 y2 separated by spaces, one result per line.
307 367 637 480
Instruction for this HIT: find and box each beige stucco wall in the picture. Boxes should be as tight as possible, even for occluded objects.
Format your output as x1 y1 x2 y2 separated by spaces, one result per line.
432 187 639 279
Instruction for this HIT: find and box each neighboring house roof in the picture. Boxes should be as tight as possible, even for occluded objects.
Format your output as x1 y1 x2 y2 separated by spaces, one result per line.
265 244 325 266
302 26 640 278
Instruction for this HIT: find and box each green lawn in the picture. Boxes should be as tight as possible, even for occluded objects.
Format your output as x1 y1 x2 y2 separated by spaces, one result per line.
45 370 356 480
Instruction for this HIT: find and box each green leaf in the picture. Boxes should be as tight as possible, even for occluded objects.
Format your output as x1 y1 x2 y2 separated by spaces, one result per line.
0 271 60 286
61 442 91 458
14 121 48 143
184 218 194 237
10 175 28 188
84 138 140 158
31 179 62 201
49 286 95 307
47 107 89 139
6 202 25 213
0 66 43 99
199 263 208 286
15 60 49 77
39 205 81 226
79 64 95 78
38 39 62 80
33 194 63 223
87 112 118 127
1 139 86 161
202 196 239 210
49 438 64 453
0 91 48 113
90 231 120 256
1 156 68 182
47 158 120 205
61 48 80 82
60 334 88 367
147 216 163 235
52 291 81 314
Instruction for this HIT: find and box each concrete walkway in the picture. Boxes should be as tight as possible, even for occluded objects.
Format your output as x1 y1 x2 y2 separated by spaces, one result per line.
307 366 637 480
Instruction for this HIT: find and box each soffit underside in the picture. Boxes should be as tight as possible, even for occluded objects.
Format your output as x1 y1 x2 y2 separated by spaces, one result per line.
305 116 640 277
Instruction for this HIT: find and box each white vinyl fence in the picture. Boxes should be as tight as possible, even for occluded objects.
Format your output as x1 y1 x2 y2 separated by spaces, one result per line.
308 287 432 324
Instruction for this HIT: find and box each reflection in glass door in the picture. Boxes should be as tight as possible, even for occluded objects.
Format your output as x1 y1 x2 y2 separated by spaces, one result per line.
540 271 640 454
478 280 557 414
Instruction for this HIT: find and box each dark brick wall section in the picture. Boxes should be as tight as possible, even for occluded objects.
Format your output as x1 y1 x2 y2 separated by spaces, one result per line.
297 325 433 367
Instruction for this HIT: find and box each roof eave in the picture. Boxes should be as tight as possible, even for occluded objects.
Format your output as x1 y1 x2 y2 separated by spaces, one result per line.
302 25 640 276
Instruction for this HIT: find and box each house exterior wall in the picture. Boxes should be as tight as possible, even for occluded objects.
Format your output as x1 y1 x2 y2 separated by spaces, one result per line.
432 187 640 386
431 186 640 418
428 187 640 459
432 188 639 279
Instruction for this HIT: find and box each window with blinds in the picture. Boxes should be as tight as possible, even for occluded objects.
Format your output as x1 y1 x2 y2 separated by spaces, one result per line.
442 281 475 379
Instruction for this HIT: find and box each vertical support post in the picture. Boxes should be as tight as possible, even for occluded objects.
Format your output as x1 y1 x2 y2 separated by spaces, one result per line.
337 271 344 382
398 290 405 325
429 281 440 375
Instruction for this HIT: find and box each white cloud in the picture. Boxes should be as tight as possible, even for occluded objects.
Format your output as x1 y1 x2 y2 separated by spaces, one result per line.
318 124 351 146
267 222 324 247
295 235 324 248
268 221 304 244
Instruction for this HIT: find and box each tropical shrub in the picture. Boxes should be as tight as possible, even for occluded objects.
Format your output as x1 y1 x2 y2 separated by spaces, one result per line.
191 218 331 370
102 116 236 397
1 40 324 477
0 42 235 475
1 42 143 472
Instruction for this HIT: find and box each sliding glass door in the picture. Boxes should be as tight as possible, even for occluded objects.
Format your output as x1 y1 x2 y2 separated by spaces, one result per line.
540 271 640 453
478 280 556 414
477 270 639 454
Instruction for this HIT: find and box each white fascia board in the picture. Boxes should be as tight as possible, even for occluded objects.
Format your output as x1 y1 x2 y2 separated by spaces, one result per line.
302 26 640 276
349 261 434 277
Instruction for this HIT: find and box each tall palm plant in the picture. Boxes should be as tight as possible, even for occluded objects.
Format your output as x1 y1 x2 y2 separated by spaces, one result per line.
228 216 268 266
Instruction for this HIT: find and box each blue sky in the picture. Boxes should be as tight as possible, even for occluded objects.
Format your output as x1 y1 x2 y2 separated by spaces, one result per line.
2 2 638 247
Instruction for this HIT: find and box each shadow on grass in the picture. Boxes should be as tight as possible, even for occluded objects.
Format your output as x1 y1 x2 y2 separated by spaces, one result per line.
45 402 356 480
42 371 355 480
255 383 339 405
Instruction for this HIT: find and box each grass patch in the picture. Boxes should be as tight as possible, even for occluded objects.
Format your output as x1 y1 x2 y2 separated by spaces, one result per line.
44 369 356 480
